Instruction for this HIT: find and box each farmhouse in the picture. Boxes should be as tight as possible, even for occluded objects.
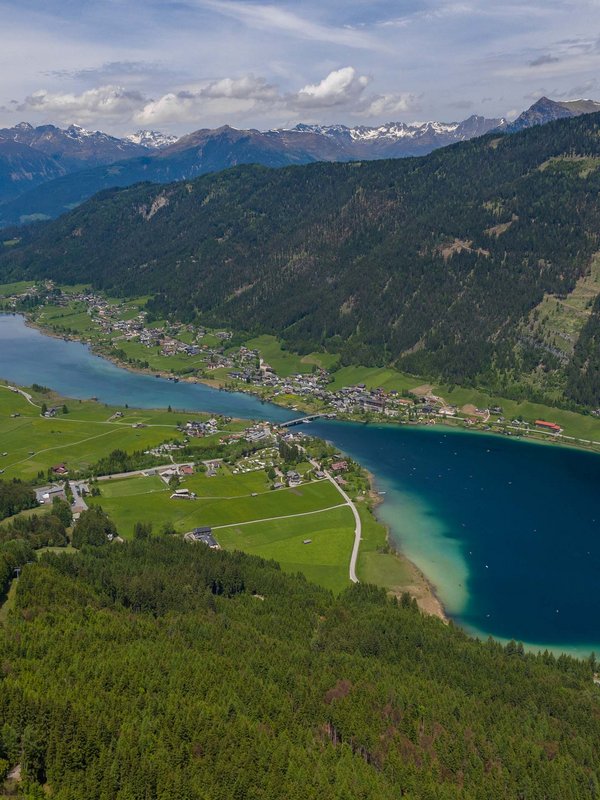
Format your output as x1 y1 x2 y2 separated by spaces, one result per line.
331 461 348 472
52 463 68 475
535 420 562 434
190 527 220 548
170 488 197 500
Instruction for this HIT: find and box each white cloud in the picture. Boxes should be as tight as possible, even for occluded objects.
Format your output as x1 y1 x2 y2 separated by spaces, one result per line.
138 67 384 124
136 75 278 125
293 67 370 108
362 92 419 116
15 85 146 125
8 67 419 131
201 75 278 101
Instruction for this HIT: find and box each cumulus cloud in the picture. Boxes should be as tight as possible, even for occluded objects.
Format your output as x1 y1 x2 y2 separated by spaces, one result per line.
16 85 147 125
292 67 370 108
139 67 383 124
9 67 418 130
137 75 278 125
362 92 419 116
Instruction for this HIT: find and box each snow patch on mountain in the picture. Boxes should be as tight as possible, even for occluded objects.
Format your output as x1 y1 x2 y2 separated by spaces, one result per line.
127 130 179 149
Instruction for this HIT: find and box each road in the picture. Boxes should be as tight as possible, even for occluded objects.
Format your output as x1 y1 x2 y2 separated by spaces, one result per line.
310 459 362 584
1 384 39 407
96 462 195 481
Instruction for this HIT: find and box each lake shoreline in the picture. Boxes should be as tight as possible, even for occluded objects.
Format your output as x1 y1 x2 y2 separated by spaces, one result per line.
2 318 451 623
2 314 600 653
365 468 448 622
21 313 600 457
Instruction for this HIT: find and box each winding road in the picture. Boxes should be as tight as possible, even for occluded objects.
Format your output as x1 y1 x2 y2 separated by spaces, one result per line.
310 459 362 583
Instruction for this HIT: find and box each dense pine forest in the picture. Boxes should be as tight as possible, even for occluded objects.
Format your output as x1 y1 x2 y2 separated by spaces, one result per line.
2 113 600 405
0 538 597 798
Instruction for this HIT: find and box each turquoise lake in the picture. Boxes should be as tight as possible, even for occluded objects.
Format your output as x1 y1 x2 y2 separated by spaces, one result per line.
1 313 599 656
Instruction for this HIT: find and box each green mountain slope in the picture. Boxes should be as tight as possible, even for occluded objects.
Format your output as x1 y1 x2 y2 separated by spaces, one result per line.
1 539 599 798
3 113 600 404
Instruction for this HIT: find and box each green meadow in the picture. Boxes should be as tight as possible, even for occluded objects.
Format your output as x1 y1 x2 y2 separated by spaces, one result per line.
328 365 424 393
90 470 358 593
90 467 416 594
0 383 222 481
245 334 339 377
90 475 342 538
0 280 36 297
216 505 355 593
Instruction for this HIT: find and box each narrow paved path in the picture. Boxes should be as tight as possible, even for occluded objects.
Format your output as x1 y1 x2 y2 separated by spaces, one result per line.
0 384 39 407
212 502 348 530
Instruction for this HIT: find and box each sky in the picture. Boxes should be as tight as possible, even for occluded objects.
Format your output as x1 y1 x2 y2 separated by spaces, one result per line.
0 0 599 136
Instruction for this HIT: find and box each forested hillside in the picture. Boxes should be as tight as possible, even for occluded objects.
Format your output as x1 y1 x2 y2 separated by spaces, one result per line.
0 539 599 798
3 113 600 404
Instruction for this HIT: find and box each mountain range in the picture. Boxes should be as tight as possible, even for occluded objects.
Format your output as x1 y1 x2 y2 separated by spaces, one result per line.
0 95 596 229
505 96 600 132
0 114 504 225
3 110 600 407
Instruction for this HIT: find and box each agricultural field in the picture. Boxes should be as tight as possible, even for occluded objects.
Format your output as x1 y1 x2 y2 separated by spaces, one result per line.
90 474 342 537
90 467 421 595
245 335 339 377
328 365 424 393
438 384 600 442
216 505 355 592
89 470 355 592
0 383 228 481
0 280 35 297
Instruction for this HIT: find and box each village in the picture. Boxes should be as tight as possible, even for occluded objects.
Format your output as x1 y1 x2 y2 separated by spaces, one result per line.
3 283 573 442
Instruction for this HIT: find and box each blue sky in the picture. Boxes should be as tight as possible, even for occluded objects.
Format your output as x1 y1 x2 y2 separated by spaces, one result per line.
0 0 599 134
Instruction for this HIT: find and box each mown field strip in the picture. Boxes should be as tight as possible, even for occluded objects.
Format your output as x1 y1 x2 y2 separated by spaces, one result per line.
212 503 348 529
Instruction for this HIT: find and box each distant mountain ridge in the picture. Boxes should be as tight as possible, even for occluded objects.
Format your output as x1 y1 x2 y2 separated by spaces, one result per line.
125 130 179 149
4 110 600 407
504 96 600 132
271 115 504 157
0 114 504 226
0 121 150 205
0 96 598 228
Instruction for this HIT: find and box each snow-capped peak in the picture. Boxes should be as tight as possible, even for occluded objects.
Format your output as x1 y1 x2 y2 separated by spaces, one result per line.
126 130 179 149
277 120 473 142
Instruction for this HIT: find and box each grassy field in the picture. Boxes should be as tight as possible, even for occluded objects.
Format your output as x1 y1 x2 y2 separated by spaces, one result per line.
355 504 413 589
216 505 355 593
90 475 342 537
328 366 425 393
438 385 600 442
89 467 430 595
90 470 357 593
115 339 207 374
324 364 600 444
0 383 224 481
0 281 35 297
245 335 339 377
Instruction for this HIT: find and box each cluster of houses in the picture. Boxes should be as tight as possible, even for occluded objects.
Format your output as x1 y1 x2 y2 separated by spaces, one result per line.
179 418 220 438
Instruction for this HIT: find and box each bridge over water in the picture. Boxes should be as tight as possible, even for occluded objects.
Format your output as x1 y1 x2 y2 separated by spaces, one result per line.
280 413 334 428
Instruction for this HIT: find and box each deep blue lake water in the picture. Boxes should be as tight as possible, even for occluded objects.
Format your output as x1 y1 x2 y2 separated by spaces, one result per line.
1 313 599 656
